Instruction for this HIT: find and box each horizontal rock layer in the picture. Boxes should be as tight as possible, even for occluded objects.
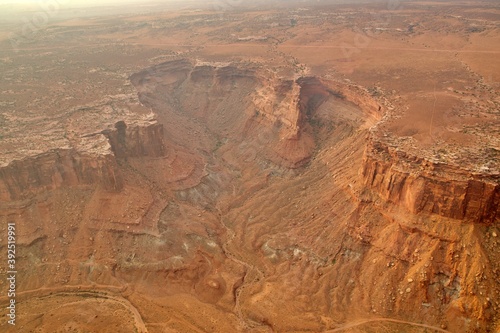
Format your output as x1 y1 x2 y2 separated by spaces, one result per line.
102 121 166 159
0 150 122 201
363 139 500 224
0 120 166 201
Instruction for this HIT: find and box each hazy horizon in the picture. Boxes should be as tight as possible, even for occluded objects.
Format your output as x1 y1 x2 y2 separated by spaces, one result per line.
0 0 153 4
0 0 398 7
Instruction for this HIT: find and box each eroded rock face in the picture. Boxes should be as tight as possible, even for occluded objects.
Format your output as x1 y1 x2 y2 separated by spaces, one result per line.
131 60 339 168
2 58 499 333
0 149 121 201
363 138 500 224
102 120 166 159
0 119 166 201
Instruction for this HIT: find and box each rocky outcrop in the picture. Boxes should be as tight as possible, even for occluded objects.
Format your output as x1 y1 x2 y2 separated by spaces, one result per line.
0 120 166 202
363 139 500 224
249 77 314 167
0 149 122 201
131 59 326 168
130 59 384 170
251 76 343 167
102 121 166 159
253 79 303 140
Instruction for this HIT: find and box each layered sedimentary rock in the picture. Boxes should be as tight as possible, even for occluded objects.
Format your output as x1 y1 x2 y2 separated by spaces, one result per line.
0 148 121 201
363 138 500 224
0 119 166 202
2 56 498 332
132 59 336 168
102 120 166 158
251 76 333 167
253 79 303 140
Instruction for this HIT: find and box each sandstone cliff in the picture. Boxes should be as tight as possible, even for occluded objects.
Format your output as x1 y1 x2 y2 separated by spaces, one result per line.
363 138 500 224
3 57 498 332
0 120 166 202
0 149 121 201
131 59 329 169
102 120 166 158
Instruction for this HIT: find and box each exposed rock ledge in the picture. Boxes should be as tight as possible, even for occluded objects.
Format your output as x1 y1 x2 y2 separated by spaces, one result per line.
362 138 500 224
0 120 166 201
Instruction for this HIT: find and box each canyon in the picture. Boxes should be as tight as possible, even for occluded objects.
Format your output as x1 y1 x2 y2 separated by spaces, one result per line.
0 1 499 332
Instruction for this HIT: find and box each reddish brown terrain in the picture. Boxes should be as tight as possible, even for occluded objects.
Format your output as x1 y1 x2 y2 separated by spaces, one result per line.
0 1 499 332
